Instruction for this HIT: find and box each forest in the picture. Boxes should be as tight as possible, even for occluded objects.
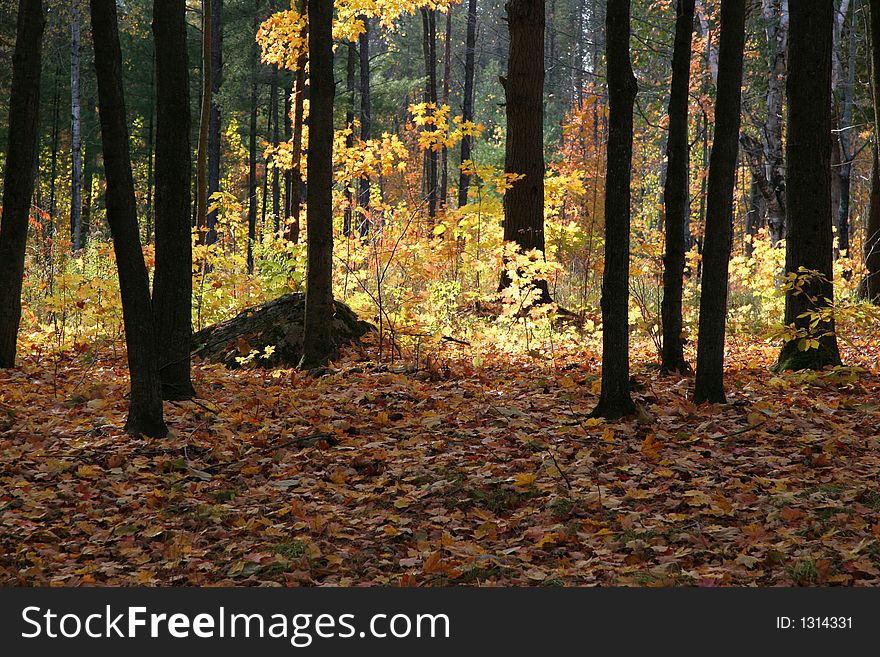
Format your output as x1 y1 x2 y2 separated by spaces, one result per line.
0 0 879 587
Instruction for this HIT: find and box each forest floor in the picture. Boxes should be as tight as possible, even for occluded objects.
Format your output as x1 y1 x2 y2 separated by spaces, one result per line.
2 335 880 586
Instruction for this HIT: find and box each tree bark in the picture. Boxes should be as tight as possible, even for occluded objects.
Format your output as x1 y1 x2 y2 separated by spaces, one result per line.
90 0 167 436
660 0 695 375
344 41 356 237
195 0 213 244
777 1 842 370
591 0 637 419
421 8 438 219
270 66 281 233
867 0 880 301
71 0 83 252
457 0 477 208
246 0 260 272
498 0 551 304
693 0 746 404
358 15 371 225
833 0 856 260
301 0 336 367
206 0 222 245
288 41 306 245
0 0 44 369
439 8 451 211
152 0 194 401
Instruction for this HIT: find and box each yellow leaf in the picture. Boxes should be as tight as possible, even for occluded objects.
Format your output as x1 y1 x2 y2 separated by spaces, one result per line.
513 472 538 488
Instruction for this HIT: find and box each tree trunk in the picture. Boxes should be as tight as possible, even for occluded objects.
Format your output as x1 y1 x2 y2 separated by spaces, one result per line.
457 0 477 208
47 67 60 267
246 0 260 272
288 46 306 245
421 8 438 219
195 0 212 243
777 1 842 370
344 41 356 237
152 0 194 401
763 0 788 245
145 63 155 244
301 0 336 367
270 67 281 233
591 0 637 419
358 16 371 226
498 0 551 304
206 0 222 245
439 8 451 211
693 0 746 404
90 0 167 436
660 0 695 375
834 0 856 260
0 0 44 369
283 83 293 234
867 0 880 301
71 0 83 252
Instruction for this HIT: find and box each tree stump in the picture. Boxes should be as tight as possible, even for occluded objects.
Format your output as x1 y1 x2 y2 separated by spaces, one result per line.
192 293 374 367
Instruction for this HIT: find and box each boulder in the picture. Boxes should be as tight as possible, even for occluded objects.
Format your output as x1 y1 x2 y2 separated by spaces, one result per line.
192 293 374 367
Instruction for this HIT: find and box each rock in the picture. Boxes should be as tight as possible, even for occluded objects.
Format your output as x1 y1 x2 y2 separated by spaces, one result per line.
192 293 374 367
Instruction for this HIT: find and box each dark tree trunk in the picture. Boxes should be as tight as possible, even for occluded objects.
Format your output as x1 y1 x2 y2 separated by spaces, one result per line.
270 66 280 233
777 1 842 370
288 48 306 245
0 0 44 369
301 0 336 367
195 0 212 243
834 0 856 260
591 0 637 419
498 0 551 304
421 8 438 219
47 68 60 266
457 0 477 208
246 0 260 272
660 0 695 375
358 16 371 225
152 0 194 401
145 64 155 243
693 0 745 404
439 8 451 211
283 84 293 234
344 41 356 237
206 0 222 245
866 0 880 301
865 148 880 301
90 0 167 436
71 0 83 251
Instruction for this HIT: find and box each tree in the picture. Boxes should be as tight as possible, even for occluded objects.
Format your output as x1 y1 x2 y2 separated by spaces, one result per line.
206 0 223 246
693 0 746 404
301 0 336 367
152 0 194 401
246 0 261 272
591 0 637 420
71 0 83 252
660 0 695 375
421 7 438 219
90 0 167 437
457 0 477 208
498 0 551 304
864 0 880 302
358 15 371 219
777 1 842 370
0 0 44 370
196 0 213 243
